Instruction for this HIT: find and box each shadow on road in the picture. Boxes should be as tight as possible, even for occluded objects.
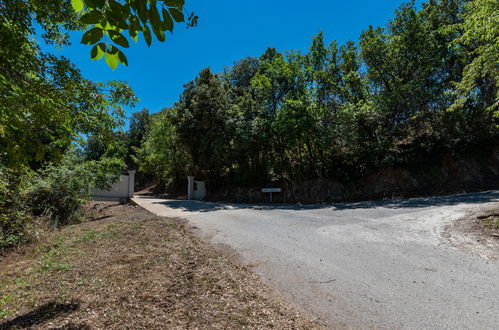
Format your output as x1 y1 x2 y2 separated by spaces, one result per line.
142 190 499 213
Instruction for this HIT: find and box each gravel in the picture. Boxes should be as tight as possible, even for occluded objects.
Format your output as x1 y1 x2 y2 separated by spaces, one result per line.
134 190 499 329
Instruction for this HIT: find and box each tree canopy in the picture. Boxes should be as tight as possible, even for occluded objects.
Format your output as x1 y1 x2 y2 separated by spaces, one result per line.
135 0 498 191
72 0 198 69
0 0 139 169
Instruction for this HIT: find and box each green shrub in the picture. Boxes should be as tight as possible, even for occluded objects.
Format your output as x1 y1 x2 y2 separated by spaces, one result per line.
0 213 31 249
0 152 125 249
0 167 31 249
26 153 125 228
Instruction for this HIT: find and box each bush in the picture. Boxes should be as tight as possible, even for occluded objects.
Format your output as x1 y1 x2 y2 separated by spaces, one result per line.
0 168 31 249
26 153 125 228
0 152 125 249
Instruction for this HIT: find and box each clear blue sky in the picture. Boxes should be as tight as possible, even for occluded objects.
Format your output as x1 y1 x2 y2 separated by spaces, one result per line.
44 0 423 125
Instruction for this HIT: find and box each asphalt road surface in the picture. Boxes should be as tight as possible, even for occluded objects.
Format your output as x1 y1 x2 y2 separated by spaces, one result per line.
133 191 499 329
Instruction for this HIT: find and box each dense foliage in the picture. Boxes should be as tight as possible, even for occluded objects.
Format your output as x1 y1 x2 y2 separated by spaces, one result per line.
137 0 498 191
0 0 138 248
0 0 138 170
0 152 125 249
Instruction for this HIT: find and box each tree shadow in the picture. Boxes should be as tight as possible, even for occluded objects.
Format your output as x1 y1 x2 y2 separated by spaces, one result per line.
0 302 84 330
90 215 113 222
49 323 91 330
146 190 499 213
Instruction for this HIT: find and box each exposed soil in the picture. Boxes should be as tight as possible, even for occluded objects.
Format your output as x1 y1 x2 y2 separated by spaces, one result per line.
0 202 322 329
442 203 499 262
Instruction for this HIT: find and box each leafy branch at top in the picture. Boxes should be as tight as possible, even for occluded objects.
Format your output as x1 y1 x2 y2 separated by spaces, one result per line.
71 0 198 70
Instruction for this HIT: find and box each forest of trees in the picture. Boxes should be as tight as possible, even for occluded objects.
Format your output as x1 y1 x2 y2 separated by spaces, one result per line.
1 0 497 247
127 0 497 193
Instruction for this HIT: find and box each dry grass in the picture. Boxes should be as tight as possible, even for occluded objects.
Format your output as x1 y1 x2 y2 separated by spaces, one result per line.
477 211 499 236
0 202 322 329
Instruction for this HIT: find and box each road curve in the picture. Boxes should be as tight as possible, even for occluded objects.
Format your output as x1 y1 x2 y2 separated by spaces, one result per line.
133 191 499 329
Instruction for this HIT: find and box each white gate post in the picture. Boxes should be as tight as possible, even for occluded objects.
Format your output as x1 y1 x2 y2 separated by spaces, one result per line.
187 176 194 200
128 170 136 198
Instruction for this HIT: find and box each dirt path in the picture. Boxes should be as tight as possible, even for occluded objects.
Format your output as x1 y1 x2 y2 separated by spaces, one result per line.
442 203 499 262
0 202 322 329
134 190 499 329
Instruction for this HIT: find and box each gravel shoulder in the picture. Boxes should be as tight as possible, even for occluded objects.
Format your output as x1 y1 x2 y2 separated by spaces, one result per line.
0 202 322 329
442 203 499 262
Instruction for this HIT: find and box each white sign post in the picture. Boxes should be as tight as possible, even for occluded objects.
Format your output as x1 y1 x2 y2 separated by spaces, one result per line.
127 170 136 198
261 188 282 202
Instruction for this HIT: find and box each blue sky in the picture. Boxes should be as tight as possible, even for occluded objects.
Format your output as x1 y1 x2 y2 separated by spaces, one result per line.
44 0 423 125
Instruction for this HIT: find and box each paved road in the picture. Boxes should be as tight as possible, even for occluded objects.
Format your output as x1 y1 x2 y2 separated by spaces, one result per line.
133 191 499 329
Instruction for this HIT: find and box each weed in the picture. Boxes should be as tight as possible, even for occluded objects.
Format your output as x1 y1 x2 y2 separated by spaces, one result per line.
15 276 29 289
81 230 98 242
0 293 14 319
89 277 111 290
38 243 73 273
27 297 36 309
482 216 499 229
128 223 143 231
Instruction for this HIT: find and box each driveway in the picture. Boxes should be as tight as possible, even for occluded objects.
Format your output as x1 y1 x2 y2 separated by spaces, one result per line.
133 191 499 329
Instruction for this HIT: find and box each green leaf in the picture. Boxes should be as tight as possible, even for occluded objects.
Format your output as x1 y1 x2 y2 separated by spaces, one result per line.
162 8 174 32
108 31 130 48
168 8 184 22
80 10 103 24
117 50 128 66
108 0 125 16
152 27 165 42
143 25 152 46
150 5 161 28
137 1 149 24
84 0 105 8
90 43 106 60
110 18 128 30
107 45 119 55
105 51 119 70
84 0 95 9
81 27 104 45
165 0 184 8
71 0 84 12
129 16 141 41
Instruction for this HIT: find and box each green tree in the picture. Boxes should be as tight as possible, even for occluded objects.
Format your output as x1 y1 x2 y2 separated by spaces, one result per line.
135 109 188 189
451 0 498 117
135 0 498 198
0 0 138 170
173 68 232 183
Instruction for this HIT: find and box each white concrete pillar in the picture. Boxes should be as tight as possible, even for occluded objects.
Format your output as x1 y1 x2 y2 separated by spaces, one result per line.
187 176 194 200
128 170 136 198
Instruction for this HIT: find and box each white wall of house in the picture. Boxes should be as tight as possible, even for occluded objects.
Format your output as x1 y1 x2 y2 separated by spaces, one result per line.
193 181 206 200
187 176 206 200
91 171 135 201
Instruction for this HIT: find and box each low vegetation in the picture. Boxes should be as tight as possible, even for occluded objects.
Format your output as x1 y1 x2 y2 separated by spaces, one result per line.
0 153 124 249
0 202 321 329
478 212 499 232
